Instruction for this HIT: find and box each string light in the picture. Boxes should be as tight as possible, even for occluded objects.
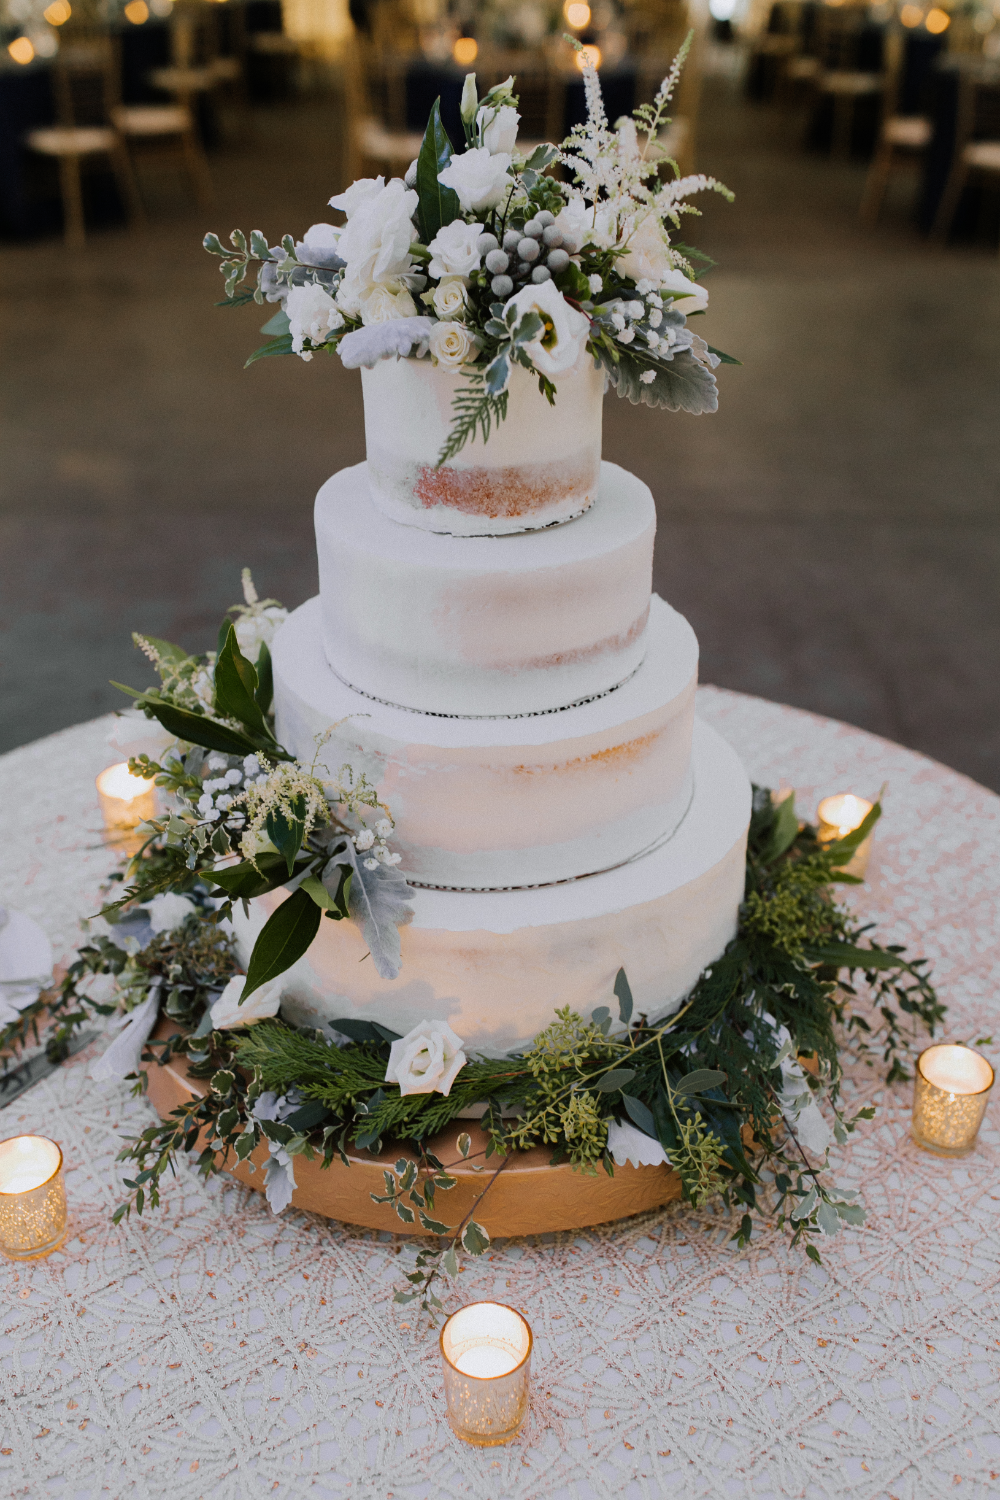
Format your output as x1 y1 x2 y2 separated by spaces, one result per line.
453 36 477 65
899 4 924 25
564 2 591 27
42 0 71 23
8 36 34 62
575 43 601 70
925 6 950 31
124 0 149 22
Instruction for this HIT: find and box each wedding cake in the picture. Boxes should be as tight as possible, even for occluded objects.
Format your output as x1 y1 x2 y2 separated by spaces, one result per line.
238 360 751 1052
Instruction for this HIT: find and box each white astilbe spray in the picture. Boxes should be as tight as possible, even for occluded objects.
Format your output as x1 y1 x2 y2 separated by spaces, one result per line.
234 758 330 864
559 33 732 266
132 632 215 713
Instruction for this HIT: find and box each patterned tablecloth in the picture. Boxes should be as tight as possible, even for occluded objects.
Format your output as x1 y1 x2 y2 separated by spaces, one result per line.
2 690 999 1500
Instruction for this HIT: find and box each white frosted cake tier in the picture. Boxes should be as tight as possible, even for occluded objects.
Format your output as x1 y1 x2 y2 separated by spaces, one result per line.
232 718 751 1052
272 594 699 890
316 460 655 717
361 352 604 536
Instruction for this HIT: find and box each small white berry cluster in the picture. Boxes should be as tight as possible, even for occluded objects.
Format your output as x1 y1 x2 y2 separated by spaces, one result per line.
194 752 266 830
595 284 679 384
478 212 581 301
353 818 402 871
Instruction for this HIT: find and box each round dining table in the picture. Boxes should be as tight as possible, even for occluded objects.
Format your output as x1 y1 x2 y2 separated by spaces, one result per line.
1 688 998 1497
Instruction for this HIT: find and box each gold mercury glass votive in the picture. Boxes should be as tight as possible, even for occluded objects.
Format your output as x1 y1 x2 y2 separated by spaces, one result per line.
911 1043 995 1157
440 1301 533 1446
96 761 157 853
0 1135 67 1260
816 793 875 877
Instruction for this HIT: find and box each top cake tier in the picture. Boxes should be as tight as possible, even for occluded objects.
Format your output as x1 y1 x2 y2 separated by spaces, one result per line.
317 459 656 718
361 352 604 536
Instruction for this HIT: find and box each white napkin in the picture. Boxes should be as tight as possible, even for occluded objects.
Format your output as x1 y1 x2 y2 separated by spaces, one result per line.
0 906 54 1023
90 981 163 1084
607 1118 670 1168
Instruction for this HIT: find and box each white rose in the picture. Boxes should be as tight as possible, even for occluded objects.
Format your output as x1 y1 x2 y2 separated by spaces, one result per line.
429 320 478 368
335 178 418 290
286 283 345 360
328 175 386 216
360 285 418 324
384 1019 467 1097
210 974 283 1030
478 103 519 155
145 892 197 934
656 265 709 315
431 276 468 319
107 708 175 763
504 279 589 378
234 604 288 660
438 147 513 213
427 217 483 279
294 222 342 268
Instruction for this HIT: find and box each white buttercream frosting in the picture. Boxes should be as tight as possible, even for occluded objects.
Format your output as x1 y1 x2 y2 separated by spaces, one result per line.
272 594 698 890
232 720 751 1052
316 461 655 717
360 350 605 536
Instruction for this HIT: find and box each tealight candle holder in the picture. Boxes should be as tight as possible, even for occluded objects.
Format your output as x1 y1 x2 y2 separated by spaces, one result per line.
440 1301 532 1446
0 1135 67 1260
911 1043 994 1157
816 793 875 877
96 762 157 853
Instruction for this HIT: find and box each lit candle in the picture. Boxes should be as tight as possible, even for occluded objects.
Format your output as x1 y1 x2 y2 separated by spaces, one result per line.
440 1301 532 1446
96 761 157 852
911 1043 994 1157
816 792 875 877
0 1135 67 1260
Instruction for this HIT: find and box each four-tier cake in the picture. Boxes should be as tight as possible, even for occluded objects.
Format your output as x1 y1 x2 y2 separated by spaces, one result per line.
235 360 752 1053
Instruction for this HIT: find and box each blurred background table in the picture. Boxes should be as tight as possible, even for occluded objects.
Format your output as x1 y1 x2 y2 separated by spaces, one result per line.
2 690 1000 1493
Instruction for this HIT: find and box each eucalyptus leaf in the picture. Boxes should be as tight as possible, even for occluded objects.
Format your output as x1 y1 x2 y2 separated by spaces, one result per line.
614 968 633 1025
596 1068 637 1093
761 793 799 864
621 1094 657 1137
241 886 321 1000
674 1068 726 1097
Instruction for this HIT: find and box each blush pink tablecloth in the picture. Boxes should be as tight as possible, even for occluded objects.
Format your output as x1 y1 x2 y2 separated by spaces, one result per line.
1 690 999 1500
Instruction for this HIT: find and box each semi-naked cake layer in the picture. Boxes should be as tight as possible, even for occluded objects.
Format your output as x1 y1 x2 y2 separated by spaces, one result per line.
316 460 655 717
232 719 751 1052
361 352 604 536
272 595 698 890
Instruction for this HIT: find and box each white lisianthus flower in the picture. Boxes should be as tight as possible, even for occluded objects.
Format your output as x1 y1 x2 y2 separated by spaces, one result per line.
432 276 468 320
437 147 513 212
553 195 615 251
657 266 709 314
360 285 418 324
145 892 197 934
427 218 483 278
504 280 589 378
385 1019 467 1097
478 103 519 155
328 175 386 217
293 222 342 268
286 283 345 360
334 179 418 301
210 974 284 1030
234 604 288 660
429 319 479 368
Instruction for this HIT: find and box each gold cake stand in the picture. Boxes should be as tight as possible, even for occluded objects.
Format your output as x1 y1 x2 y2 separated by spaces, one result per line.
145 1025 684 1237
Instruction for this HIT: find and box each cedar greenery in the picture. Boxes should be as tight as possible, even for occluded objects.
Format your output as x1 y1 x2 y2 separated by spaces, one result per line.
17 782 945 1318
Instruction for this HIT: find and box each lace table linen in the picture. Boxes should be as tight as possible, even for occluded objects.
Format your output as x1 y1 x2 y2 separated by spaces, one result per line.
1 690 999 1500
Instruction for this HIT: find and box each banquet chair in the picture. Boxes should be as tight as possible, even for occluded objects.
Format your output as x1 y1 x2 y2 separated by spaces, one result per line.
813 6 885 156
932 73 1000 250
109 13 213 209
24 41 143 248
342 44 422 185
860 28 933 224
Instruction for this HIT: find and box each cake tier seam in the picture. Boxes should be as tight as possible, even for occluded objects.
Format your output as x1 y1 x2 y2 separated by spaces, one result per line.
325 658 646 720
402 774 697 892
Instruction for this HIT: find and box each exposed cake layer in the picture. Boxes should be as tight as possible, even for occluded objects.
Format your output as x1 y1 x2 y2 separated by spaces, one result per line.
361 352 604 536
316 460 655 718
232 719 751 1052
272 594 698 890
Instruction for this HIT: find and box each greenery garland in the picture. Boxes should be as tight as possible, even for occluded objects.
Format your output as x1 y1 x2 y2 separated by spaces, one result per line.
0 579 945 1321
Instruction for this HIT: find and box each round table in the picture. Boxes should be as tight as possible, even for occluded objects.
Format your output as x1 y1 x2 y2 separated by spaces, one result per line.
2 690 999 1497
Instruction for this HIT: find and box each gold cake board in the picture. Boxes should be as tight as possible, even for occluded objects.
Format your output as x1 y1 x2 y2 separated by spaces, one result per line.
145 1031 684 1238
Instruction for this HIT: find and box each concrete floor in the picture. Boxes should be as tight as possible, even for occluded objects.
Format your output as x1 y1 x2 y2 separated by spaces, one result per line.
2 65 999 789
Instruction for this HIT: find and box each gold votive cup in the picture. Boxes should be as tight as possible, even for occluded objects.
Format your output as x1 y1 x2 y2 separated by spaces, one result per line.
96 762 157 853
0 1135 67 1260
911 1043 994 1157
440 1301 532 1446
816 793 874 877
